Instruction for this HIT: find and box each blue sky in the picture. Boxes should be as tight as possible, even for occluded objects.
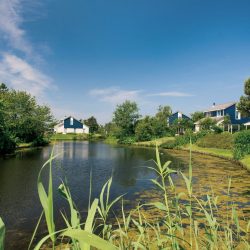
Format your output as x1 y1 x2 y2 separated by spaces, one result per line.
0 0 250 123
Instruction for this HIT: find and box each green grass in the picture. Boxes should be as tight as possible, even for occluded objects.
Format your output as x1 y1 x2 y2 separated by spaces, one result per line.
183 144 250 171
17 142 33 148
133 136 175 147
183 144 233 158
50 133 89 140
196 133 234 149
240 155 250 171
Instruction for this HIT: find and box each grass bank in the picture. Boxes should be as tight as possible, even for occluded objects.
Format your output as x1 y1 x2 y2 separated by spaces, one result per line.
134 136 250 171
133 136 175 147
50 133 104 141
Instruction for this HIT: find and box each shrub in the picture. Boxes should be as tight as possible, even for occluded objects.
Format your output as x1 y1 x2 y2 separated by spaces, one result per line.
196 132 234 149
233 130 250 159
162 130 209 149
32 136 50 147
118 136 136 145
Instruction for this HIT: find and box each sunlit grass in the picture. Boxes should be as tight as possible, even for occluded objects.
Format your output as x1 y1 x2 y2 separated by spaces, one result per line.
133 136 175 147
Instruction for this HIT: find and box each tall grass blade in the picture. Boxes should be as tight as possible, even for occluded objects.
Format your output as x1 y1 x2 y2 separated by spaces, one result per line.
62 229 118 250
28 211 44 250
0 217 5 250
37 150 59 245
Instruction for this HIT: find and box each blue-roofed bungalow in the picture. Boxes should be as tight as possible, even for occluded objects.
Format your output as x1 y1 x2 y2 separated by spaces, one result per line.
168 111 191 134
54 116 89 134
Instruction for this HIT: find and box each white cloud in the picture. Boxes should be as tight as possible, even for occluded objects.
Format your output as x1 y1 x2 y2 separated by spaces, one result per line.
0 0 32 55
148 91 193 97
0 53 52 96
89 87 141 104
0 0 54 97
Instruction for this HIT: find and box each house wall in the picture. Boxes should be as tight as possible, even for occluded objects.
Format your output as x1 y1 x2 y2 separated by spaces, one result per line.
169 112 191 125
169 113 179 125
64 117 83 129
224 104 250 124
204 104 250 125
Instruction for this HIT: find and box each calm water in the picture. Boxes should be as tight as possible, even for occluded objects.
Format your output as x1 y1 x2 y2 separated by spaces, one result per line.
0 141 250 249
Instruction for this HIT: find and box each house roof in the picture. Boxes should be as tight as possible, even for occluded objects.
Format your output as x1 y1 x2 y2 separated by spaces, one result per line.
204 102 236 112
56 116 89 128
171 111 190 118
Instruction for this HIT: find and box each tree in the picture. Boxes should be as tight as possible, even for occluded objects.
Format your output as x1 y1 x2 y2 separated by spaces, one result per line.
153 105 172 137
155 105 172 121
113 100 140 138
83 116 99 133
200 117 216 130
191 111 205 122
1 88 55 143
135 116 154 141
0 100 16 154
238 78 250 117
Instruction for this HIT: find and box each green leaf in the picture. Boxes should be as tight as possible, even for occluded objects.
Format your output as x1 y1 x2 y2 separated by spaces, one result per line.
0 217 5 250
62 229 118 250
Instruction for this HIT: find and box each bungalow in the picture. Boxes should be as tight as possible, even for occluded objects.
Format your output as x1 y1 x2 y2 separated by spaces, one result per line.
168 111 191 134
195 102 250 132
54 116 89 134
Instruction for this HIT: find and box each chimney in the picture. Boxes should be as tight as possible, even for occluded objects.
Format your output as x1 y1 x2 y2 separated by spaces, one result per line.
213 102 216 107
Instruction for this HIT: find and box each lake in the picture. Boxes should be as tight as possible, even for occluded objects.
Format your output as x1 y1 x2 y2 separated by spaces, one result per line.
0 141 250 249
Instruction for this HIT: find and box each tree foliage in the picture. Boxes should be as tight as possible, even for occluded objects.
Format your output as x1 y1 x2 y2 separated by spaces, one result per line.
0 83 54 153
83 116 99 133
191 111 205 122
199 117 216 130
113 100 140 138
238 77 250 117
135 116 155 141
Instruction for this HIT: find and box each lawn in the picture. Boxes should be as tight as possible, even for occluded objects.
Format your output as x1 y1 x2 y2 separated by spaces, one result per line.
50 133 89 140
133 136 175 147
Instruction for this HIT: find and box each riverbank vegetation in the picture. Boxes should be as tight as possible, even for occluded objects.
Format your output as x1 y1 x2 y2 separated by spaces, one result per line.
2 147 247 249
0 83 54 154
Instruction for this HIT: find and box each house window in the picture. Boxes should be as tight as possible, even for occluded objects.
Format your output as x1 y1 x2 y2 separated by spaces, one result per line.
216 110 223 117
70 117 73 125
235 109 241 120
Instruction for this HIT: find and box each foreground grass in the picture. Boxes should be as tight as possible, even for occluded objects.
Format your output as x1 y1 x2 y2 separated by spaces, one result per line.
133 136 175 147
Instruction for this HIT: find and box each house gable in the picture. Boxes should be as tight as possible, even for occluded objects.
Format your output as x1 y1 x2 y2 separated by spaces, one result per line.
64 117 83 129
169 112 190 125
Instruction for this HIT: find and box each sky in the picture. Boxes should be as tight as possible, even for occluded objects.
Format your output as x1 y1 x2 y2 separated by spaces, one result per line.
0 0 250 124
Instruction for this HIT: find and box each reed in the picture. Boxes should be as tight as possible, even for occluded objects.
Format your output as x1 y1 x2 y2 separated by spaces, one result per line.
0 217 5 250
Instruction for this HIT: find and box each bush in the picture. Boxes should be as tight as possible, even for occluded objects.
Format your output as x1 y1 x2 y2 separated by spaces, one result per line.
196 132 234 149
162 130 209 149
0 130 16 154
233 130 250 160
32 136 50 147
118 136 136 145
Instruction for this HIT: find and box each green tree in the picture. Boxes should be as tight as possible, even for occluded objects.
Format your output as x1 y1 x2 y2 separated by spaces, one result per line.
153 105 172 137
191 111 205 122
238 77 250 117
135 116 154 141
1 88 54 143
83 116 99 133
200 117 216 130
0 100 16 154
113 100 140 138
